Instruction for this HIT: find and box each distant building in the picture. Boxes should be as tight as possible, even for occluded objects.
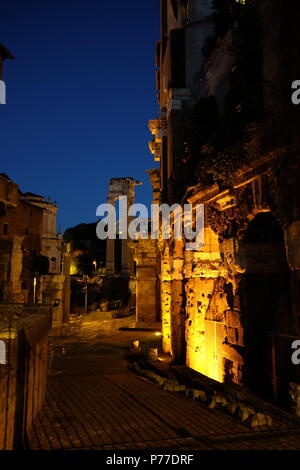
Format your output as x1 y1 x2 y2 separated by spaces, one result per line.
0 174 62 303
23 193 62 274
148 0 300 414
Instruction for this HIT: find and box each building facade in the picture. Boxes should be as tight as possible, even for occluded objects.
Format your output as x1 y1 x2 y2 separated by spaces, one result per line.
23 193 62 275
149 0 300 413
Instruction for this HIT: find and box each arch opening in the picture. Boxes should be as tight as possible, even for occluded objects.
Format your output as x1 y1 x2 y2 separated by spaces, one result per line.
239 212 293 406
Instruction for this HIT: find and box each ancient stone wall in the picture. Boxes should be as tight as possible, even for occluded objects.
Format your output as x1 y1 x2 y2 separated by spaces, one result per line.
132 238 160 323
0 306 50 449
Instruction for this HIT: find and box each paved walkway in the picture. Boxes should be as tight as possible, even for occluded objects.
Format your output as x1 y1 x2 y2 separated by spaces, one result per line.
26 317 300 450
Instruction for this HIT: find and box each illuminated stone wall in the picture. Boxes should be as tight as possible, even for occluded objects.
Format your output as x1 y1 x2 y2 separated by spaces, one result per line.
132 238 159 323
158 176 300 397
184 226 226 382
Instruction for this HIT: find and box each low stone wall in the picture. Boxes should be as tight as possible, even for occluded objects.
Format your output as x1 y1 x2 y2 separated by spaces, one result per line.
0 305 50 449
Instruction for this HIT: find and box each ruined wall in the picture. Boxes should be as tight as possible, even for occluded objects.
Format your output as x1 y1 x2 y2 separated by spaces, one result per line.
184 224 231 382
160 242 172 352
0 307 50 449
132 239 160 323
153 0 300 413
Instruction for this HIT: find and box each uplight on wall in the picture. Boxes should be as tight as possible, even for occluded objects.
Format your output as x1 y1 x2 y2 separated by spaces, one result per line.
0 340 6 365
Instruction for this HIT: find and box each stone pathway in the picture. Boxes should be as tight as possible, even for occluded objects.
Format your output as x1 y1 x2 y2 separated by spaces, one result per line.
26 317 300 450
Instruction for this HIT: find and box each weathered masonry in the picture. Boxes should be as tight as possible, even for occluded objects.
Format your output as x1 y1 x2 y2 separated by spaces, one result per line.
148 0 300 413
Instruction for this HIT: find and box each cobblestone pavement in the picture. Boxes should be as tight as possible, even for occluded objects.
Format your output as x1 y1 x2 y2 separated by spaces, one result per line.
26 316 300 450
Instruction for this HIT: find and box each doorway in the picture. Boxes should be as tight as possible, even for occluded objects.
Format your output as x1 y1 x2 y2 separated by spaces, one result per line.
239 212 292 404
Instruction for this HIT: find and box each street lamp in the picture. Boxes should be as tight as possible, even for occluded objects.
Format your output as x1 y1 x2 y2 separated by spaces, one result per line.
33 276 37 303
83 275 89 313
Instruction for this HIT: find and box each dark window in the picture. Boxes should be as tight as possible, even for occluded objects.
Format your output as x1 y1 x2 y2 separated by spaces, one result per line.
25 228 28 236
3 223 8 236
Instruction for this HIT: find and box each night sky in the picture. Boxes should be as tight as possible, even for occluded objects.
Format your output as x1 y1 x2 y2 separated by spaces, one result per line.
0 0 160 232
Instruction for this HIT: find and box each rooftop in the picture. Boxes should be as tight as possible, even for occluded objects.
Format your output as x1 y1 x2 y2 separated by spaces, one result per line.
0 44 14 61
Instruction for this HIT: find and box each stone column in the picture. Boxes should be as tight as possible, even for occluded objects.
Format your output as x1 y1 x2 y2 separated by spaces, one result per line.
105 196 116 276
161 279 171 353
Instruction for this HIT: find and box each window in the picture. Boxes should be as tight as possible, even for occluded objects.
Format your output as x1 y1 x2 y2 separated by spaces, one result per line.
179 0 188 25
50 257 57 272
3 223 8 236
0 340 6 365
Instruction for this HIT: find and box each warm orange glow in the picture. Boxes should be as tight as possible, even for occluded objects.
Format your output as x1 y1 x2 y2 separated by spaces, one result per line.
70 262 78 275
186 319 223 383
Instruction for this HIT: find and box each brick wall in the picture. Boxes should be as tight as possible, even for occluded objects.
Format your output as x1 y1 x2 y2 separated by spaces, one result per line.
0 307 50 449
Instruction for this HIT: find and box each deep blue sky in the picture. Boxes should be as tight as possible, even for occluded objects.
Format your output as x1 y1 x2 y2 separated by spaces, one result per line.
0 0 160 233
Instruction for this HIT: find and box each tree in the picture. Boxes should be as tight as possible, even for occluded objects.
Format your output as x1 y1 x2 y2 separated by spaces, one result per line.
31 255 49 275
75 254 93 276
